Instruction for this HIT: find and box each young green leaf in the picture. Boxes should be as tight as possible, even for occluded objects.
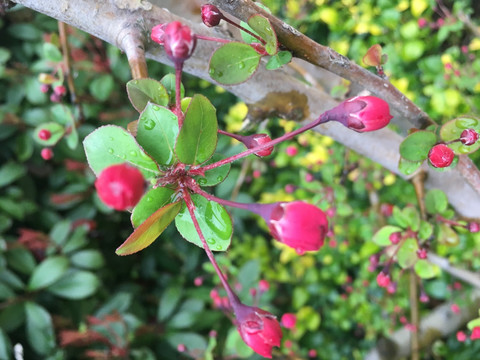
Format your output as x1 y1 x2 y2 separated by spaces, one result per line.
414 260 439 279
397 238 419 269
161 74 185 106
131 187 176 228
25 302 56 355
83 125 160 178
398 157 422 176
399 130 437 162
47 270 100 299
425 189 448 214
136 103 179 166
372 225 403 246
27 256 69 291
247 14 278 55
33 122 65 146
175 94 218 165
209 42 261 85
439 116 480 155
116 201 182 256
126 78 169 112
265 51 292 70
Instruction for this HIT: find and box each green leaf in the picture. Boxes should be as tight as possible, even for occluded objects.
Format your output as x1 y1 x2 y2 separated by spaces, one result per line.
399 130 437 162
16 132 34 162
414 260 440 279
25 302 56 355
209 42 262 85
437 223 459 246
425 279 448 299
194 153 231 187
33 122 65 146
157 286 182 321
397 238 419 269
175 195 232 252
47 270 100 299
167 333 207 353
28 256 69 290
6 248 36 275
425 189 448 214
467 318 480 331
0 328 12 360
392 206 408 228
403 207 420 231
43 43 62 62
169 299 204 329
0 283 14 301
83 125 160 178
160 74 185 106
247 14 278 55
372 225 403 246
418 220 434 240
136 103 179 166
126 78 169 112
175 94 218 165
0 303 25 332
439 116 480 155
398 157 422 176
265 50 292 70
70 250 105 270
0 162 26 188
89 74 114 102
116 201 182 255
131 187 176 228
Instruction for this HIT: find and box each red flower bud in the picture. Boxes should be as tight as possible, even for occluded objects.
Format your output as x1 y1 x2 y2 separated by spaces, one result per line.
258 279 270 292
235 305 282 358
389 231 401 244
243 133 274 157
417 248 427 259
428 144 455 168
151 23 166 45
376 272 390 288
40 84 50 93
94 164 144 211
201 4 223 27
460 128 479 146
54 85 67 97
162 21 197 64
457 331 467 342
38 129 52 141
268 201 328 254
471 326 480 340
467 222 480 233
41 148 54 160
321 96 393 132
280 313 297 329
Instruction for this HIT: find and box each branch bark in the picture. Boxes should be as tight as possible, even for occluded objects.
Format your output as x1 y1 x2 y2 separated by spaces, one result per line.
9 0 480 217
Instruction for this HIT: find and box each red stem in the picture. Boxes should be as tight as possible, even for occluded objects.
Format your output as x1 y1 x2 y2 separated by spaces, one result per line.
175 62 184 127
196 34 231 44
222 16 266 45
182 190 240 307
218 129 244 142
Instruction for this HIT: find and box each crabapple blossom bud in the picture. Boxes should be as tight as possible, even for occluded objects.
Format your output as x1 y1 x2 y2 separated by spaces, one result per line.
418 18 428 28
235 305 282 358
320 96 393 132
419 292 429 303
417 248 427 259
460 128 479 146
284 184 296 193
267 201 328 254
376 272 390 288
451 303 460 314
151 23 166 45
428 144 455 168
389 232 401 244
50 93 61 103
194 277 203 286
258 280 270 292
177 344 186 352
163 21 197 64
305 173 314 182
243 133 274 157
38 129 52 141
308 349 317 358
471 326 480 340
94 164 145 211
286 145 298 156
281 313 297 329
201 4 223 27
386 282 397 294
40 84 49 93
467 222 480 233
54 85 67 97
41 148 54 160
457 331 467 342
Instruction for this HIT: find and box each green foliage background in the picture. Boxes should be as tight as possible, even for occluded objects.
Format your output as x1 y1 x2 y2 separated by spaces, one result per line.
1 0 480 359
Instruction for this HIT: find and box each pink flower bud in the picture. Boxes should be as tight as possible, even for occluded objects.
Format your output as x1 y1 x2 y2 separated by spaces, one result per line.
457 331 467 342
38 129 52 141
267 201 328 254
460 128 479 146
471 326 480 340
258 280 270 292
285 145 298 157
308 349 317 358
50 93 61 103
40 84 50 93
151 23 166 45
428 144 455 168
419 292 429 303
54 85 67 97
321 96 393 132
305 173 314 182
243 133 274 157
201 4 223 27
418 18 428 28
386 282 397 294
417 248 427 259
41 148 54 160
163 21 197 64
376 272 390 288
450 303 460 314
281 313 297 329
235 305 282 358
389 232 401 244
284 184 296 193
194 277 203 286
177 344 186 352
467 222 480 233
94 164 145 211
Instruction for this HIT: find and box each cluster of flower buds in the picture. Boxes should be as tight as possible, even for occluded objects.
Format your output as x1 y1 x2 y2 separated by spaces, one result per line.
95 164 145 210
151 21 197 65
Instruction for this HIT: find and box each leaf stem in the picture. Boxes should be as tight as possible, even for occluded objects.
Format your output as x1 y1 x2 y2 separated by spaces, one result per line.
221 15 266 45
196 34 231 44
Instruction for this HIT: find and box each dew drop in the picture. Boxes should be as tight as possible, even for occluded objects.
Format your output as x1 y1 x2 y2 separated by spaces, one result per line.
207 238 216 245
248 65 257 73
455 117 478 128
121 154 127 159
109 136 114 141
146 196 153 202
143 119 156 130
217 71 223 78
108 148 114 154
216 245 222 250
133 80 139 85
130 150 137 156
198 178 207 185
238 61 245 69
216 176 224 182
153 105 160 111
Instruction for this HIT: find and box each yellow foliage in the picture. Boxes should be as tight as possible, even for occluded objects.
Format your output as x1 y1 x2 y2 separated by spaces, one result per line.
318 7 339 26
260 190 295 204
299 144 328 169
354 22 369 35
395 0 409 12
279 119 297 132
286 0 300 18
469 38 480 51
441 53 453 65
225 102 248 133
369 24 383 36
383 173 396 186
410 0 428 17
390 77 415 100
323 254 333 265
474 82 480 93
330 39 350 55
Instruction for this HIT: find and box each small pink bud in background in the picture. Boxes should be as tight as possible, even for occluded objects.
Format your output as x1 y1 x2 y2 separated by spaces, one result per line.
399 316 408 324
163 21 197 63
151 23 166 45
471 326 480 340
380 203 394 217
389 232 401 244
457 331 467 342
376 272 390 288
54 85 67 97
243 133 274 157
284 184 296 193
286 145 298 157
258 280 270 292
38 129 52 141
50 93 61 103
201 4 223 27
253 169 261 178
95 164 145 211
454 69 461 77
250 288 257 297
437 18 445 27
320 96 393 132
417 248 427 259
305 173 314 182
194 276 203 286
325 207 336 218
467 222 480 233
453 282 462 290
267 201 328 254
461 45 469 54
460 128 479 146
419 292 430 303
235 305 282 358
40 84 49 93
386 282 397 294
428 144 455 168
177 344 186 352
280 313 297 329
284 340 293 348
418 18 428 28
308 349 317 358
444 63 453 70
451 303 460 314
209 330 217 338
41 148 54 160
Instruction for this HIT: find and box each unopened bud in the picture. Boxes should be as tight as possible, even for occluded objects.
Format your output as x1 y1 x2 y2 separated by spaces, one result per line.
460 128 479 146
428 144 455 168
38 129 52 141
201 4 223 27
41 148 54 160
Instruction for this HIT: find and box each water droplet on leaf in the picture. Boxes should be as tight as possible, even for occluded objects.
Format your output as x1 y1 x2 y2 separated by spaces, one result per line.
206 238 216 245
130 150 137 156
238 61 245 69
216 176 224 182
455 118 478 128
205 202 231 239
143 119 156 130
146 196 153 202
153 105 160 111
108 148 114 154
198 178 207 185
